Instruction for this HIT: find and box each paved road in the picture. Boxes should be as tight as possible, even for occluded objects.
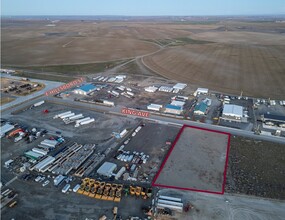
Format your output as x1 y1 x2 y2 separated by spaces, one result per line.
159 189 285 220
2 95 284 144
0 74 63 111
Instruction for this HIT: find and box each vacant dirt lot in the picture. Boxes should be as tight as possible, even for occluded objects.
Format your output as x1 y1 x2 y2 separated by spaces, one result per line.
226 136 285 200
154 126 229 193
143 43 285 99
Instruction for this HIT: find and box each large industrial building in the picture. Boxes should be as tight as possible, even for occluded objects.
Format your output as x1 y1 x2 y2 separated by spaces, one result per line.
222 104 243 122
74 84 97 95
262 114 285 124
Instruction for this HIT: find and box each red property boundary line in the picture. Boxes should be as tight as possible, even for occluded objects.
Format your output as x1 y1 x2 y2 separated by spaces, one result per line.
152 124 231 195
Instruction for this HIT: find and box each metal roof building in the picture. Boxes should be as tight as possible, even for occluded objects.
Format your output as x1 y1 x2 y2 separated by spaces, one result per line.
74 84 97 95
0 124 15 138
170 100 185 107
263 114 285 123
222 104 243 122
194 88 209 96
173 83 187 90
147 104 163 111
97 162 117 177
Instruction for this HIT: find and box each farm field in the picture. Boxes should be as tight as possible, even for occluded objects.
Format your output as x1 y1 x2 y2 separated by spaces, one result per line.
2 19 285 98
143 43 285 99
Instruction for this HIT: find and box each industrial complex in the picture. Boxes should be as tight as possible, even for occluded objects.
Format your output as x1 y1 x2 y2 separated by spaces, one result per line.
1 14 285 220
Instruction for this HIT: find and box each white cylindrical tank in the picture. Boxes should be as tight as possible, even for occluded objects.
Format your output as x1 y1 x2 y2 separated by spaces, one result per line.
115 167 126 180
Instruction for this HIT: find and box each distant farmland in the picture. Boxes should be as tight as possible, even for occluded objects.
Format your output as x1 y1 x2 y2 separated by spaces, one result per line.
2 19 285 98
143 43 285 99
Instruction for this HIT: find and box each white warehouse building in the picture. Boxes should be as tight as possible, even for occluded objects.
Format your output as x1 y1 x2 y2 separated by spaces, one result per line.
222 104 243 122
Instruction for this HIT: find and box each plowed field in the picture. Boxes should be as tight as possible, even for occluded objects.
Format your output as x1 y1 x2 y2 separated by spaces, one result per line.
143 43 285 99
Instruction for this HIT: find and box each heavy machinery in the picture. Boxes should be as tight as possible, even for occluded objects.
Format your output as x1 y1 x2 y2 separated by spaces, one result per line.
114 184 123 202
135 186 142 197
102 183 112 200
141 187 147 199
96 182 105 199
108 184 117 200
130 186 136 196
113 207 118 220
146 188 152 198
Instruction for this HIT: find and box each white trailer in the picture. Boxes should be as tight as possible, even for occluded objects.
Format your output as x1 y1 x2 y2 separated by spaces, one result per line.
158 195 182 202
119 129 127 138
135 126 142 133
157 203 183 212
63 114 83 121
75 117 91 124
111 91 120 97
62 184 71 193
126 91 134 97
32 148 48 156
53 111 72 119
33 100 45 107
60 113 75 119
75 118 95 127
157 199 183 207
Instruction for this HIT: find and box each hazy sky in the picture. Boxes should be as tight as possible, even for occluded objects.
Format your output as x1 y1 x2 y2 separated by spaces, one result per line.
2 0 285 16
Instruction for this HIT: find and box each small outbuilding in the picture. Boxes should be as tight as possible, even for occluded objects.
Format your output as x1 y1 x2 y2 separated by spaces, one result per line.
97 162 117 177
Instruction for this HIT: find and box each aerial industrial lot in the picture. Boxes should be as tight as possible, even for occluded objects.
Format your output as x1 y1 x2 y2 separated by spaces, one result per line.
1 16 285 220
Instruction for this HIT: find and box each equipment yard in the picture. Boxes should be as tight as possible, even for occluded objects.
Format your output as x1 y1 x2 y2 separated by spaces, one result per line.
153 125 230 194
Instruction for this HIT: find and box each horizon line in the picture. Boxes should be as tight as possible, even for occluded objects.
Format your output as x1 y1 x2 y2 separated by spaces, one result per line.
2 14 285 17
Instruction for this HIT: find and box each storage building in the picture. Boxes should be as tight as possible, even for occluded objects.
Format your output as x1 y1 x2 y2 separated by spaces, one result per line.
97 162 117 177
222 104 243 122
25 150 43 160
194 102 208 115
194 88 209 96
147 104 162 111
144 86 158 93
164 104 183 115
170 100 185 107
173 83 187 90
262 114 285 124
74 84 97 95
0 124 15 138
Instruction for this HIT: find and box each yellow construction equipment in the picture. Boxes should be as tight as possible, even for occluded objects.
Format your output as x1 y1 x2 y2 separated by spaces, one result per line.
102 183 111 200
130 186 136 196
135 186 142 196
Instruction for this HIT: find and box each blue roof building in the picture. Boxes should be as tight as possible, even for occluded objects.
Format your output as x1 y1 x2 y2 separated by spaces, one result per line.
194 102 208 115
165 104 183 115
74 84 97 95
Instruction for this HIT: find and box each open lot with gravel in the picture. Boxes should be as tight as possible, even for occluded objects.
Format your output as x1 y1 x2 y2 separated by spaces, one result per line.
154 125 230 193
226 136 285 200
